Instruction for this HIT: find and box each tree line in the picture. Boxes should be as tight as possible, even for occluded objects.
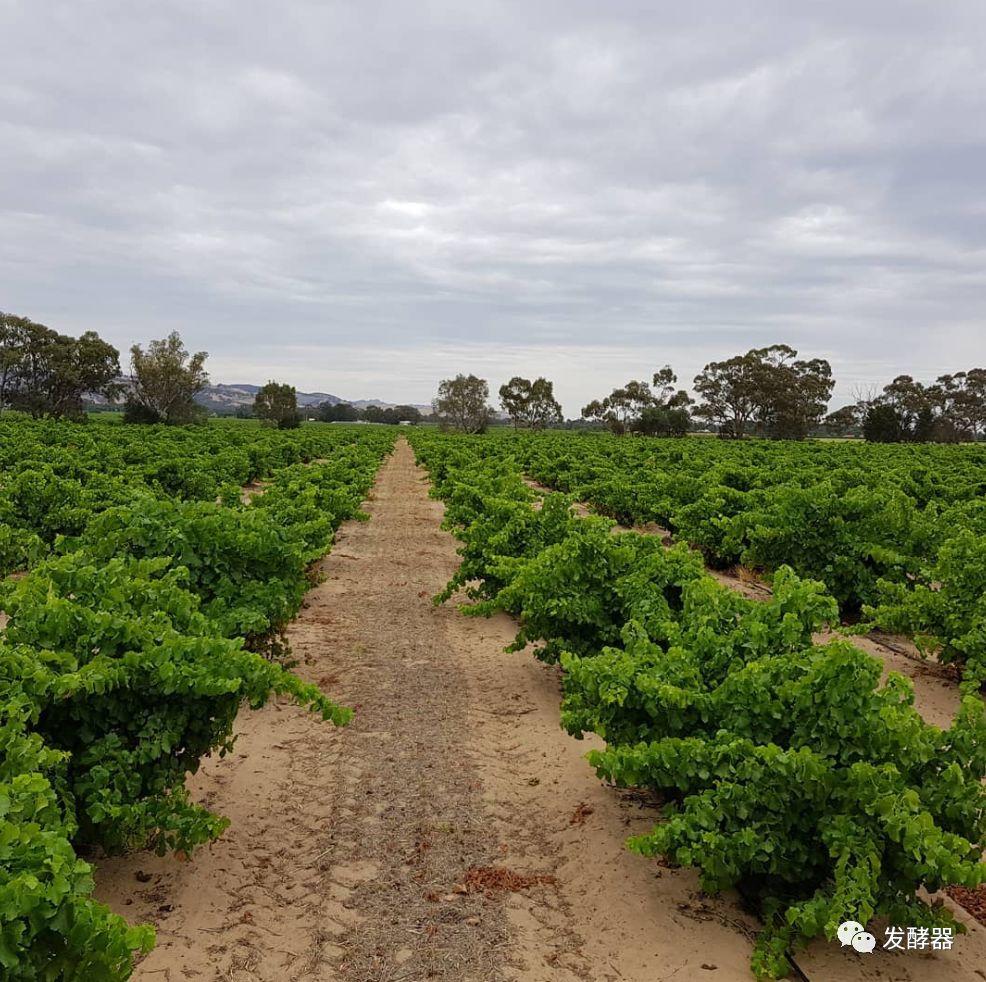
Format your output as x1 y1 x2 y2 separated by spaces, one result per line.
0 312 121 419
0 312 429 430
240 389 429 428
0 311 432 431
824 372 986 443
429 374 563 433
0 312 210 423
4 311 984 441
435 343 986 442
430 345 834 438
0 312 275 426
316 401 424 425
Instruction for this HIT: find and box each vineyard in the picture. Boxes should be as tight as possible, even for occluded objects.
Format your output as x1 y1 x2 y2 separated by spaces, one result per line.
0 418 394 979
500 432 986 690
407 429 986 979
0 420 983 981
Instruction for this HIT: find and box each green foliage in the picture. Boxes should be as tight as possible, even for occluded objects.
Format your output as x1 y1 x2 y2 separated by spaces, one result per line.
0 525 44 577
691 344 833 439
253 381 301 429
0 417 393 977
434 374 494 433
867 528 986 693
127 331 208 425
413 429 986 980
582 366 691 436
476 428 986 684
0 701 155 979
0 312 121 420
0 554 349 855
499 376 563 429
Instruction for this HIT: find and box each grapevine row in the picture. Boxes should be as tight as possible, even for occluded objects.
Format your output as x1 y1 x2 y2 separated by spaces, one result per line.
492 431 986 690
0 419 394 979
409 430 986 980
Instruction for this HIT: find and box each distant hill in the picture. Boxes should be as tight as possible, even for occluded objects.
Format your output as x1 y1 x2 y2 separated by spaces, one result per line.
86 380 431 415
194 384 341 412
197 385 431 414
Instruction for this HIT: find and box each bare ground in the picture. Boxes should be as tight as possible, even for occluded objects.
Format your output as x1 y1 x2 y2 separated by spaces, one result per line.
93 440 986 981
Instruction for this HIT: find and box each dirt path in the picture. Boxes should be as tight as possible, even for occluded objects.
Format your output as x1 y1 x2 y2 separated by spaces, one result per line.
94 440 986 981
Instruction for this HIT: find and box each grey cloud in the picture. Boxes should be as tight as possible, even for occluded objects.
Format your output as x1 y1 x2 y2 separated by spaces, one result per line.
2 0 985 414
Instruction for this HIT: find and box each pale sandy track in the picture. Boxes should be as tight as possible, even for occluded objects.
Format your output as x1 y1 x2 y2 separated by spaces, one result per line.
93 440 985 981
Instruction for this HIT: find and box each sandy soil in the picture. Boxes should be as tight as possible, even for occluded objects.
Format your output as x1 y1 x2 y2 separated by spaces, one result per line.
92 441 986 981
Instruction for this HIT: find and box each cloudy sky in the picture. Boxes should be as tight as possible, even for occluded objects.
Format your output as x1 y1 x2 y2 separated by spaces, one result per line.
2 1 985 413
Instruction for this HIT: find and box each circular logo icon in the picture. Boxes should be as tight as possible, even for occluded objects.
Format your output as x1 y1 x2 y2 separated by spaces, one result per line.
852 931 877 954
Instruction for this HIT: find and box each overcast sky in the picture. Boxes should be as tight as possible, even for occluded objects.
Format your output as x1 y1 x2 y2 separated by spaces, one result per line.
2 1 985 413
